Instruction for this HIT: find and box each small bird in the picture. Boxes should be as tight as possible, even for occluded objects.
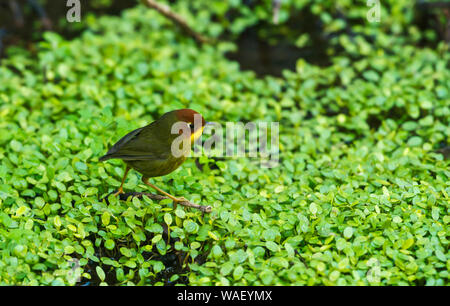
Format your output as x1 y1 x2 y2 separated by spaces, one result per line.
99 109 207 203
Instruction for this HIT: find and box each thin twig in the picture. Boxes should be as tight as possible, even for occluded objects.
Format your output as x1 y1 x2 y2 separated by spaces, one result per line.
272 0 282 24
9 0 24 28
141 0 209 44
104 191 212 213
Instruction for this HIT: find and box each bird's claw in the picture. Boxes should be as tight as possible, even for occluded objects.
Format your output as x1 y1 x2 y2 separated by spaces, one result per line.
113 188 125 197
174 196 187 203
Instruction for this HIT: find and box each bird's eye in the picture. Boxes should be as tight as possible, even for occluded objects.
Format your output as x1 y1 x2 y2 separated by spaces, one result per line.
189 123 195 131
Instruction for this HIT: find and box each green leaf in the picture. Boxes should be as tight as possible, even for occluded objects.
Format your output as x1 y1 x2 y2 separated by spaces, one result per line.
105 239 115 250
343 227 353 239
233 266 244 280
54 216 62 228
401 238 414 250
96 266 106 281
75 162 88 172
102 212 110 226
208 231 220 241
265 241 279 252
407 136 422 147
220 262 233 276
259 270 274 285
15 206 27 217
164 213 172 226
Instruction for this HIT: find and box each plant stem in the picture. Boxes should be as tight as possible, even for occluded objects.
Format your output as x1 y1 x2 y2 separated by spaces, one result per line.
109 191 213 213
141 0 209 44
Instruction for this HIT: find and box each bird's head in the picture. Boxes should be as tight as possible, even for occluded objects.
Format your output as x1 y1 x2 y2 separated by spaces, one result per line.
156 109 208 145
174 109 207 143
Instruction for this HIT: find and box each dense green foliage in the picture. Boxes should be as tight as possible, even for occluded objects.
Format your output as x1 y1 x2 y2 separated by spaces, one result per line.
185 0 444 52
0 1 449 285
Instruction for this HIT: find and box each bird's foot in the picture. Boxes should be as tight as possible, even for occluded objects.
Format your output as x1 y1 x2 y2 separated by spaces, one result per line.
113 188 125 197
173 196 188 203
170 196 188 210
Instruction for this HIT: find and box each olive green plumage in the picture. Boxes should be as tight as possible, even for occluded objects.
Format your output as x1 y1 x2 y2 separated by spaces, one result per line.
99 110 186 178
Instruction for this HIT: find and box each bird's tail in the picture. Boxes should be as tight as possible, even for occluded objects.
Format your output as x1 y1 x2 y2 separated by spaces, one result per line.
99 154 112 162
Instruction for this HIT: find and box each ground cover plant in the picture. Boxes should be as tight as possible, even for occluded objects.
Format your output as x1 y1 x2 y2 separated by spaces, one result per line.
0 1 448 285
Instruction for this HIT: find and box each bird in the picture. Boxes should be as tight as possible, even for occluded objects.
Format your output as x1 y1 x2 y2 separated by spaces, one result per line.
99 109 208 204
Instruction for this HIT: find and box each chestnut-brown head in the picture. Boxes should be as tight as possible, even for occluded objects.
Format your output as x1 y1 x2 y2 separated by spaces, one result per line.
155 109 206 144
175 109 206 127
175 109 206 139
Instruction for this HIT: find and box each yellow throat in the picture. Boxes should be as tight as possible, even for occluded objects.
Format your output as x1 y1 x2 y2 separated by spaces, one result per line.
191 126 205 143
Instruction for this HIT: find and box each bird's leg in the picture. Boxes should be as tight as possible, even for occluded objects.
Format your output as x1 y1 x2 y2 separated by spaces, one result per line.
142 177 187 208
114 165 130 196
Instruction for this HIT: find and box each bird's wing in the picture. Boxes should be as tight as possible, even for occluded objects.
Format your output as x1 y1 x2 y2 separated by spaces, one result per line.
100 125 169 161
102 127 144 157
102 153 164 161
